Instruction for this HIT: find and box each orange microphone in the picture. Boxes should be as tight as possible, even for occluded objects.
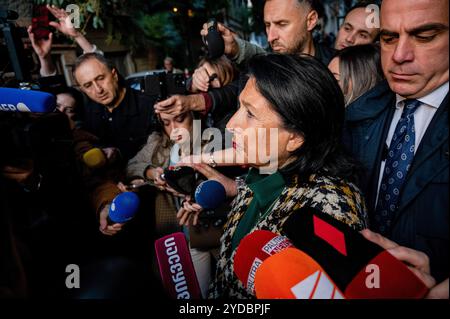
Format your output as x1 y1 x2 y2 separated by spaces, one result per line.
254 247 345 299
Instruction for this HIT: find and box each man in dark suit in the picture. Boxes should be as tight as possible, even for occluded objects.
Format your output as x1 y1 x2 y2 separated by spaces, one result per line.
344 0 448 292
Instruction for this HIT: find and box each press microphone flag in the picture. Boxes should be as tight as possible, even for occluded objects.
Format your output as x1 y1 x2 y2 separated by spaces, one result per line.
154 232 202 299
282 207 429 298
0 87 56 113
233 230 294 294
255 247 345 299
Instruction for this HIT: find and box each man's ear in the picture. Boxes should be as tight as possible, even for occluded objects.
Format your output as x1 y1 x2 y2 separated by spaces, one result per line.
111 68 118 80
306 10 319 32
286 132 304 153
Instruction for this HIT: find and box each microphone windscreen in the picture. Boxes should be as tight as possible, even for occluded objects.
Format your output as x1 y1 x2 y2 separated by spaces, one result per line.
345 250 429 298
108 192 140 224
0 87 55 113
154 232 202 299
255 248 345 299
233 230 293 294
194 180 226 209
206 29 225 59
83 148 106 168
282 206 428 298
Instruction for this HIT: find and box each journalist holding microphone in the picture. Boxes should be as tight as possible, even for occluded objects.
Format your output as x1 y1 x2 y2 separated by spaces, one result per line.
178 53 369 298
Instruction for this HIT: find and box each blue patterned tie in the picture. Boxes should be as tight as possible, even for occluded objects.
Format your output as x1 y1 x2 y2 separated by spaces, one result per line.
374 99 421 235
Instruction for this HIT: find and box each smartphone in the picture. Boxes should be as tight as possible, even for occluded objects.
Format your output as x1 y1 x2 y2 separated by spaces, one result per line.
31 4 50 40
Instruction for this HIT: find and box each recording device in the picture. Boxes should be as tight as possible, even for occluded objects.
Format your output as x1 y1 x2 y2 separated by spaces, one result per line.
233 230 294 294
135 71 186 101
82 148 107 169
107 192 140 224
282 207 429 298
31 4 51 40
254 247 345 299
161 166 199 196
194 180 226 210
154 232 202 299
203 18 225 59
0 87 56 113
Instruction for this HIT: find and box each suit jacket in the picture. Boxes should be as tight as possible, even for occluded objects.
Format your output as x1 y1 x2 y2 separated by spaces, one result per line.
344 80 449 281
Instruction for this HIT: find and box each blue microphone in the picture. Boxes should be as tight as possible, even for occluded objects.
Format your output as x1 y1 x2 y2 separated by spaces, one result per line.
108 192 140 224
194 180 226 210
0 87 56 113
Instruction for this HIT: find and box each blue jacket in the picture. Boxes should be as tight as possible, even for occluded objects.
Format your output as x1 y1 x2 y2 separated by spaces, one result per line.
344 80 449 282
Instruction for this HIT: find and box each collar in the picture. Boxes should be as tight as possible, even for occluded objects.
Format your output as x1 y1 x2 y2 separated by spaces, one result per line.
245 168 286 209
396 81 449 109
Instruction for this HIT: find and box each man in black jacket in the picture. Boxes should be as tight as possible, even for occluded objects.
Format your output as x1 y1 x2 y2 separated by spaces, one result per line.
73 53 156 162
344 0 448 292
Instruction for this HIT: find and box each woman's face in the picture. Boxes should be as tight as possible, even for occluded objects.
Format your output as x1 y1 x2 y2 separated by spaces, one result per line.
328 57 353 100
159 111 194 143
328 57 341 85
226 77 303 171
202 62 222 89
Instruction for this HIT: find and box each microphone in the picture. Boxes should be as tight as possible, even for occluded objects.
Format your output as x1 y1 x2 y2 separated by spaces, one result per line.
282 207 429 298
107 192 140 224
204 19 225 59
194 179 226 210
0 87 56 113
255 247 345 299
82 148 107 169
154 232 202 299
233 230 294 294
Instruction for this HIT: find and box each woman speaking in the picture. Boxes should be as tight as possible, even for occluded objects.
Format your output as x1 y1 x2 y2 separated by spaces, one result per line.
179 53 369 299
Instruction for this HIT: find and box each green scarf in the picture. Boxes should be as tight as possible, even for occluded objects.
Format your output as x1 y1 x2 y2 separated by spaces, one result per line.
231 168 286 251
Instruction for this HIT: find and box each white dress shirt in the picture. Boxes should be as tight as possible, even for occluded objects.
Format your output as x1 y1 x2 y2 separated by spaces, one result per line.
375 82 449 208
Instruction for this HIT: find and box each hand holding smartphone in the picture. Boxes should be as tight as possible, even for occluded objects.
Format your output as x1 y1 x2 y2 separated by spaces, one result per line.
31 4 51 40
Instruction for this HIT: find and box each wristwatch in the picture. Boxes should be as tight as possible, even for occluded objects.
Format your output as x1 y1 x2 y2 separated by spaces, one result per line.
207 151 217 167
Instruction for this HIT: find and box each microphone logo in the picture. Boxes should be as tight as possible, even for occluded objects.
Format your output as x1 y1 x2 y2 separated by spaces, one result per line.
290 270 345 299
0 102 31 112
247 257 263 293
261 236 293 255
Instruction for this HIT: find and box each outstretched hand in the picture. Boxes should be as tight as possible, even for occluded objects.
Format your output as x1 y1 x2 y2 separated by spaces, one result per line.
47 4 80 38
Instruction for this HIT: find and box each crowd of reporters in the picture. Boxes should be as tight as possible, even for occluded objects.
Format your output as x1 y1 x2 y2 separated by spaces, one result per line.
0 0 448 299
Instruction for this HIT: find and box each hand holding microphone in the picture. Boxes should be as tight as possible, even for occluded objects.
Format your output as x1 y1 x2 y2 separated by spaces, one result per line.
360 229 436 290
99 192 140 236
176 179 226 226
200 20 239 58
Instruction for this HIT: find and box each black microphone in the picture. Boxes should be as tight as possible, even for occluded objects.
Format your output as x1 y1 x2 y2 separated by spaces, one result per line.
204 18 225 59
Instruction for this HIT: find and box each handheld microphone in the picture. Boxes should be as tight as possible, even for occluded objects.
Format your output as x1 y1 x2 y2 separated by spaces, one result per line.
255 248 345 299
154 232 202 299
204 18 225 59
233 230 294 294
0 87 55 113
82 148 106 169
282 207 429 298
107 192 140 224
194 179 226 210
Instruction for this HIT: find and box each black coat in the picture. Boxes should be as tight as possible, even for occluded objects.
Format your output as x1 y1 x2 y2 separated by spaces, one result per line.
344 80 449 282
82 88 157 161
